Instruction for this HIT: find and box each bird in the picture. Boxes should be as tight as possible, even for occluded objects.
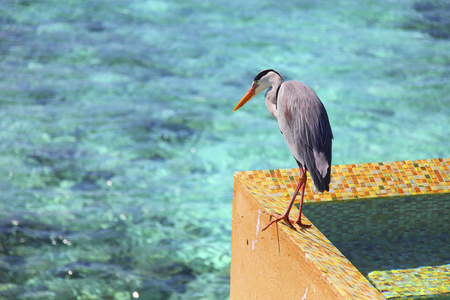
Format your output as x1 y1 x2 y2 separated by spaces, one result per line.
233 69 333 231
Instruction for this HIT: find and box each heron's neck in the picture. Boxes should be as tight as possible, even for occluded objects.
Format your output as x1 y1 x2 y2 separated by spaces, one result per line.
265 79 283 119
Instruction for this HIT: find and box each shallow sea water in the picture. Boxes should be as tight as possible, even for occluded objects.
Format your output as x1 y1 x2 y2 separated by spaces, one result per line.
0 0 449 299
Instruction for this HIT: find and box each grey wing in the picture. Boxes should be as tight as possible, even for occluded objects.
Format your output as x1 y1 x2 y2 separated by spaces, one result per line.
277 81 333 192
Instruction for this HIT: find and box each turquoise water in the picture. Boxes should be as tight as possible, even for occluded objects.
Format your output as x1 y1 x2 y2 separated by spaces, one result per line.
0 0 449 299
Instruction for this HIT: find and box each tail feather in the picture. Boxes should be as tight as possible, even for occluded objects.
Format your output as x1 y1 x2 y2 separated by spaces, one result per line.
309 165 331 193
297 148 331 193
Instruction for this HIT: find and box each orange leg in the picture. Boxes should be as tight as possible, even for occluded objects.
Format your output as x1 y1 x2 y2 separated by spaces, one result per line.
262 167 311 231
294 169 312 228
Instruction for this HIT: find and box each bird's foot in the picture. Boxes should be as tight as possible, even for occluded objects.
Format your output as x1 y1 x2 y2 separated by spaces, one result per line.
262 212 312 231
294 220 312 228
261 212 296 231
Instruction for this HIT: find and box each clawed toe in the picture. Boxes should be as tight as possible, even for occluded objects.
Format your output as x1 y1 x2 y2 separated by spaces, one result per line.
295 221 312 228
261 212 295 231
262 211 312 231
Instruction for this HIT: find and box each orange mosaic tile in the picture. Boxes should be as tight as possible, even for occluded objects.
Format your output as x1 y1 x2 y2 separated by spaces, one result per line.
234 158 450 299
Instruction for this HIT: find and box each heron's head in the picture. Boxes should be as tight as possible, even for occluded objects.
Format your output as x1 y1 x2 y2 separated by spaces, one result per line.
233 69 283 112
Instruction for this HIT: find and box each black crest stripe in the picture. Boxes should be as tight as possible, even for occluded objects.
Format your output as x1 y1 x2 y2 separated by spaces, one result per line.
254 69 283 81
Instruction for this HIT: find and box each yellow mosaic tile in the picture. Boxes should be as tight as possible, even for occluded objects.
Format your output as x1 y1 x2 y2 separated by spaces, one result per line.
368 264 450 299
234 158 450 299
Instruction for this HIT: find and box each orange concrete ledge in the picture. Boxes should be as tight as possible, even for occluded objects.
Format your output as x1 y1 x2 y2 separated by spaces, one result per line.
230 158 450 299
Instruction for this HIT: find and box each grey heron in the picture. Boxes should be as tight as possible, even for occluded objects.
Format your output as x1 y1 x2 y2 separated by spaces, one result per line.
233 69 333 231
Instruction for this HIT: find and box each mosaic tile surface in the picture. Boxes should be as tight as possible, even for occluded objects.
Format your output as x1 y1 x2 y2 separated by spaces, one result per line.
304 195 449 241
368 264 450 299
234 158 450 299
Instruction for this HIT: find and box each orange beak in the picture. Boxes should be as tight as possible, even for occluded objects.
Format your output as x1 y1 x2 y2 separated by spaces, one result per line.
233 82 259 112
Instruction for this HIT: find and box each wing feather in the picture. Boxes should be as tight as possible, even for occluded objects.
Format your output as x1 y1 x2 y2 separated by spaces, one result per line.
276 81 333 192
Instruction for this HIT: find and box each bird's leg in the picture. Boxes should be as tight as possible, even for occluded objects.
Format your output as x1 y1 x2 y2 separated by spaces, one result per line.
294 169 312 228
262 170 305 231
